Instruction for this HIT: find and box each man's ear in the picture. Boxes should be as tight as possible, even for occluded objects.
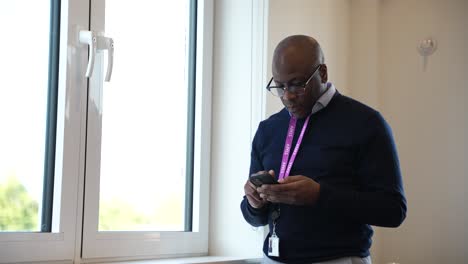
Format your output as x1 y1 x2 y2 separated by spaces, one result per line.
319 64 328 83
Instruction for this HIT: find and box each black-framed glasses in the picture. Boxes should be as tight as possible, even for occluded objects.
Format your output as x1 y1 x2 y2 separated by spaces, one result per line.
266 64 321 97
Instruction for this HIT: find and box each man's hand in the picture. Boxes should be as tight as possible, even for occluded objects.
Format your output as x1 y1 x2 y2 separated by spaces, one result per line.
244 170 275 208
257 175 320 205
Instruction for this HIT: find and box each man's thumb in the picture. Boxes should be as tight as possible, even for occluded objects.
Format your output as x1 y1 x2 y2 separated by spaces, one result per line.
279 175 300 183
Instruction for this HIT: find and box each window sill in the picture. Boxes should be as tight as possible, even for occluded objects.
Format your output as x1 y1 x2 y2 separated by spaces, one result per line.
97 256 261 264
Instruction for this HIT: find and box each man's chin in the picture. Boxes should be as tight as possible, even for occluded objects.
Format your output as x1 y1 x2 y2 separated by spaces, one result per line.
289 110 308 119
285 105 311 119
293 113 307 119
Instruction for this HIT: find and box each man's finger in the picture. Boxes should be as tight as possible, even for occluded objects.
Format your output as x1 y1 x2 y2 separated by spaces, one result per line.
246 193 263 204
247 180 259 190
268 170 276 177
260 181 298 194
264 192 293 204
246 194 263 202
278 175 304 184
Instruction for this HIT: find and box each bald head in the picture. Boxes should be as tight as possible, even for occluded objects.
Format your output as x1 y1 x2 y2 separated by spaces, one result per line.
270 35 328 119
272 35 324 77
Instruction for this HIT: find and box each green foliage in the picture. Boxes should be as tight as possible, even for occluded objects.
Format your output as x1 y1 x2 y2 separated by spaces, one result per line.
99 197 148 231
99 193 183 231
0 176 185 232
0 177 39 231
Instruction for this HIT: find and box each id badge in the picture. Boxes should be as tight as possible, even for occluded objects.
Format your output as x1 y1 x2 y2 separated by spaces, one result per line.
268 235 280 257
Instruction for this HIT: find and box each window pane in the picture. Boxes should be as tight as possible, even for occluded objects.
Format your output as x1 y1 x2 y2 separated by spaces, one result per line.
0 1 50 232
98 0 192 231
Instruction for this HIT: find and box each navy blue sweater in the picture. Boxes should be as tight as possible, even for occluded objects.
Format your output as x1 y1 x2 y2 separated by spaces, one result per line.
240 92 407 263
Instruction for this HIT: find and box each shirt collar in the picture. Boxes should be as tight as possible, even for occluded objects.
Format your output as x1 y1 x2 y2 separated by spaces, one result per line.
311 82 336 114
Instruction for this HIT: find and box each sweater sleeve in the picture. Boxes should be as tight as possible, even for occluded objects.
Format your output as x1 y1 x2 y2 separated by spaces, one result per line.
240 197 270 227
317 112 407 227
240 122 270 227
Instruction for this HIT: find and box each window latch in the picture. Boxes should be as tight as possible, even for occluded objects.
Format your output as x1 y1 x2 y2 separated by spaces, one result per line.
79 30 114 82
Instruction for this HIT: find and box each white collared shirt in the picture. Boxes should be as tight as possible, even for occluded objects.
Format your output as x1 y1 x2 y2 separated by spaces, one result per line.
311 82 336 114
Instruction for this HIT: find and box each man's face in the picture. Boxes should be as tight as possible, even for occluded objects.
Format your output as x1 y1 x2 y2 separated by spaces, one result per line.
273 64 325 119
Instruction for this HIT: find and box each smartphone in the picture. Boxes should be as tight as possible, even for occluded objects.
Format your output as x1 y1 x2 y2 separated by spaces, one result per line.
249 171 278 187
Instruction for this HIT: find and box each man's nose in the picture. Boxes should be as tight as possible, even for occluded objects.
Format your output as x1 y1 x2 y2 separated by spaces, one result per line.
282 89 296 100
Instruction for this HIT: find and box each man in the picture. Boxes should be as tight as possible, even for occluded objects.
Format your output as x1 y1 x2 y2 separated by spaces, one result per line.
240 35 407 264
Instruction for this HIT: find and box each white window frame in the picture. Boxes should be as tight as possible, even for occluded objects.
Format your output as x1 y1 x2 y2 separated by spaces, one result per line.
0 0 89 263
79 0 213 262
0 0 213 263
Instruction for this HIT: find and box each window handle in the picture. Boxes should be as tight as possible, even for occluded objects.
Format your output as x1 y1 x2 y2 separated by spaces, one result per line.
79 30 97 78
103 38 114 82
79 30 114 82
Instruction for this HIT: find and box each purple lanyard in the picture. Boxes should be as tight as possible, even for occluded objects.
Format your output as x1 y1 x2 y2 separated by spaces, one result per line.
278 114 311 180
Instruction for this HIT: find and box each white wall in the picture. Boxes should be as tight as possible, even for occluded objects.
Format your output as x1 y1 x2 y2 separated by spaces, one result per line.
209 0 267 258
348 0 379 109
376 0 468 263
266 0 351 116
